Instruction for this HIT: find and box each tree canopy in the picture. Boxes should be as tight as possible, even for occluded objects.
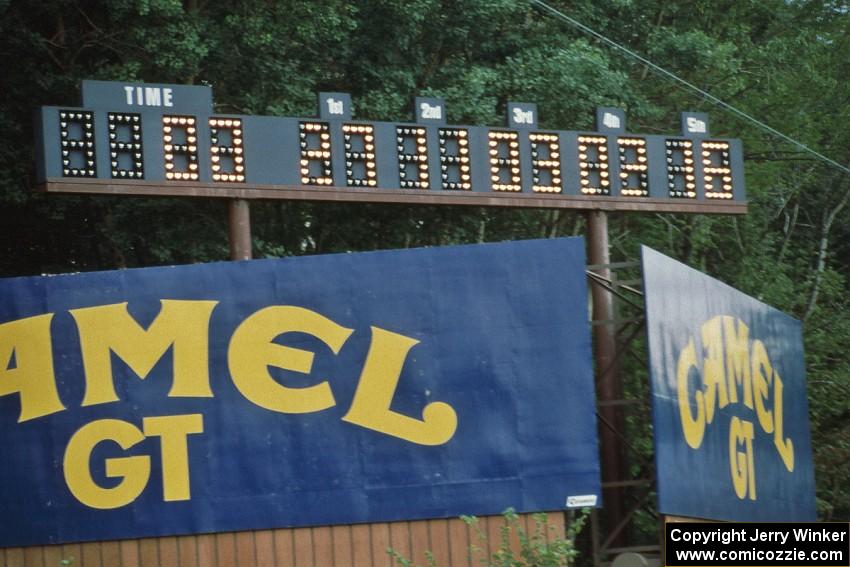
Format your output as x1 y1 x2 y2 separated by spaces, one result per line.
1 0 849 520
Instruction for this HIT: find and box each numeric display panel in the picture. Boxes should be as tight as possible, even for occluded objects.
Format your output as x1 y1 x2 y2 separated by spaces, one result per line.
488 131 522 192
529 133 561 193
343 124 377 187
59 110 96 178
209 118 245 183
438 128 471 190
577 136 610 196
108 113 143 179
162 115 199 181
396 126 429 189
299 122 333 186
665 139 695 198
617 137 648 197
702 141 733 199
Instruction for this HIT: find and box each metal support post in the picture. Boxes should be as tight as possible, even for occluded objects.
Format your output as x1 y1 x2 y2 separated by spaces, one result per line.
228 199 252 260
587 210 626 547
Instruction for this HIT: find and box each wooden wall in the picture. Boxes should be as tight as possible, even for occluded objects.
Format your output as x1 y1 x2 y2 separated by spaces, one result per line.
0 513 566 567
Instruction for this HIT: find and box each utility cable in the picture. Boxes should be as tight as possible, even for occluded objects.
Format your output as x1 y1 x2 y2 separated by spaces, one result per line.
528 0 850 175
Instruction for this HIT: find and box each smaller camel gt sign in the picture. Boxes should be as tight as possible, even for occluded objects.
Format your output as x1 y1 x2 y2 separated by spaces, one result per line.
642 246 815 521
0 238 600 546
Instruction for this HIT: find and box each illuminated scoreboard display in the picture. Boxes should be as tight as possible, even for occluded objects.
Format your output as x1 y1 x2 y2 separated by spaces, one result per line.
35 81 746 213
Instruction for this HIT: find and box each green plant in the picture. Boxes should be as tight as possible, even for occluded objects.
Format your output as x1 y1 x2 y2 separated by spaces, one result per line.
388 507 590 567
387 549 438 567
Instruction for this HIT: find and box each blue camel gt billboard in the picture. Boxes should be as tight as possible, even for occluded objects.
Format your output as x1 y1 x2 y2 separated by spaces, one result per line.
0 237 600 546
642 246 815 521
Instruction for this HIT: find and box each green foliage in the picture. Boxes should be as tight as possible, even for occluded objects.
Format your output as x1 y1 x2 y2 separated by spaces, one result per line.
387 508 589 567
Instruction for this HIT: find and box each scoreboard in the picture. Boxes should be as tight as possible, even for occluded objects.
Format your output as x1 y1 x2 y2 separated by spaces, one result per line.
35 80 746 214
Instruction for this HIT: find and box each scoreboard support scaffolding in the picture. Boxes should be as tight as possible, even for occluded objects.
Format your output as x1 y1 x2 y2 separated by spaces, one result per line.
585 254 661 566
588 211 627 548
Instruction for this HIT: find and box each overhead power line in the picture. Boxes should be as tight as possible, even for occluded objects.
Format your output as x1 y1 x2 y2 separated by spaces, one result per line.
528 0 850 176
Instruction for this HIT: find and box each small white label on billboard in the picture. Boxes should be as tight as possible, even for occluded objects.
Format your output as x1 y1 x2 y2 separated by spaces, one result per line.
566 494 598 508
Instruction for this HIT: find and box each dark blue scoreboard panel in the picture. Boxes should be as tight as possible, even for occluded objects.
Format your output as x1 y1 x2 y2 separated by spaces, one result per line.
35 81 746 212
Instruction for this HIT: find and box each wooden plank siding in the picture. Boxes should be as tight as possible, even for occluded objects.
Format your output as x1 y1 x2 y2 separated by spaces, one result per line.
0 512 566 567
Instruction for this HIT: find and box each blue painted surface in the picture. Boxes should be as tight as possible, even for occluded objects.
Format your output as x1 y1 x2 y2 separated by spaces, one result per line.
0 238 600 546
642 246 815 521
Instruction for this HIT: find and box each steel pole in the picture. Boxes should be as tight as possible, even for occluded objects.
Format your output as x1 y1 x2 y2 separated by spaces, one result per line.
587 210 626 547
228 198 252 260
